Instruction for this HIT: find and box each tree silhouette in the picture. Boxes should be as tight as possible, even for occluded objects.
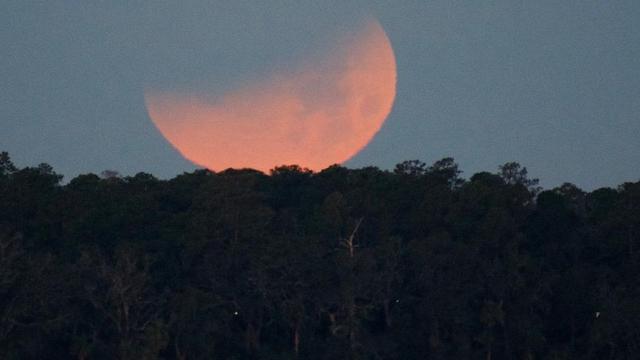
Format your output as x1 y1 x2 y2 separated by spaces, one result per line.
0 150 638 359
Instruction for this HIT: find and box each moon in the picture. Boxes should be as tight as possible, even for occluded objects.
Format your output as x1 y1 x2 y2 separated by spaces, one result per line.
145 18 396 172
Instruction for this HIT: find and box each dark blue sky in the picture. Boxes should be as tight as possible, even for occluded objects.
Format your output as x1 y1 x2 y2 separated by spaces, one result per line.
2 1 639 189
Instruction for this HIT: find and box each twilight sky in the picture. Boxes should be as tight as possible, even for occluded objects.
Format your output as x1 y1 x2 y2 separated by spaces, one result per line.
2 1 639 189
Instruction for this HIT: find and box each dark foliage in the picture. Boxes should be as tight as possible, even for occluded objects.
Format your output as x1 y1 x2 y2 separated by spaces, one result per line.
0 151 639 359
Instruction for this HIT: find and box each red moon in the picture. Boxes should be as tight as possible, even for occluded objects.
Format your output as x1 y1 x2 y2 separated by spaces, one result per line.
145 18 396 172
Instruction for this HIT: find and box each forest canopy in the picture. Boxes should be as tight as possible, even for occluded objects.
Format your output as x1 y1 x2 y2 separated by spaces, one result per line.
0 151 639 359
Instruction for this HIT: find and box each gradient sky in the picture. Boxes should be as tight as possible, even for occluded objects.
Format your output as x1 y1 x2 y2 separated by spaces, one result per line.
2 1 639 189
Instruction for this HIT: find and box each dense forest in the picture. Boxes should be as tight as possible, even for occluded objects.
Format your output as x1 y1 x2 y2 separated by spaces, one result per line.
0 151 639 359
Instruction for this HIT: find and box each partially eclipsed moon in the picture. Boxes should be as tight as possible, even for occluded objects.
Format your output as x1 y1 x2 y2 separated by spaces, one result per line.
145 18 396 172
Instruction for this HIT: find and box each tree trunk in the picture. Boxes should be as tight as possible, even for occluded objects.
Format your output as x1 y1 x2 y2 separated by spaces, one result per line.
348 301 357 358
503 313 512 360
245 323 260 353
293 321 300 358
383 299 392 328
175 338 187 360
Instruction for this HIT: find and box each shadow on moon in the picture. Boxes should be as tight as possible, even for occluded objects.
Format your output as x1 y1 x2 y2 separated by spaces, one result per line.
145 18 396 172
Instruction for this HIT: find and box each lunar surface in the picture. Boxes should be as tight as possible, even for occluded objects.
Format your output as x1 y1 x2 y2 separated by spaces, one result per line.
145 18 396 172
